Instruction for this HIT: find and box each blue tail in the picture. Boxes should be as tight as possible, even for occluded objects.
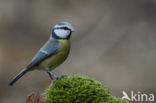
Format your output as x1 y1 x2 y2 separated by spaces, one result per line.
9 68 27 86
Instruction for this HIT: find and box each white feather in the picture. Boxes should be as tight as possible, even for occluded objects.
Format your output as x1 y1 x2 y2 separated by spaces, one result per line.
54 24 73 30
54 29 70 39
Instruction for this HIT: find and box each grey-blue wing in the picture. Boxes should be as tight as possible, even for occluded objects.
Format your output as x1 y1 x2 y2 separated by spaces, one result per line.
26 40 59 70
9 40 59 86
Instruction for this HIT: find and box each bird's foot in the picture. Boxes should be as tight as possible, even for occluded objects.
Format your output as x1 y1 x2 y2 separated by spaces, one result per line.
55 74 67 79
51 75 67 84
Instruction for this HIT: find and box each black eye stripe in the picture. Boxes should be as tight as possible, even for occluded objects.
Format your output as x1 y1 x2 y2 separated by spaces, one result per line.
63 27 69 30
55 27 70 30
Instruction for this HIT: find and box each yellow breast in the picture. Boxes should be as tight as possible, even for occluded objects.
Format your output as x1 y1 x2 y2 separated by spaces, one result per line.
38 39 70 70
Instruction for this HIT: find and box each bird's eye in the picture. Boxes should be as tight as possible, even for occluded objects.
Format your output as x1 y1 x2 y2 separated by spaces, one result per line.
63 27 69 30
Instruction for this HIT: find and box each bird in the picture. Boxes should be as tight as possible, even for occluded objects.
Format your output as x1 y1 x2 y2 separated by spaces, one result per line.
9 22 75 86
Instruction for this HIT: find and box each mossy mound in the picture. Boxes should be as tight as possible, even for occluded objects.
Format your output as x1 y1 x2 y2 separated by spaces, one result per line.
45 75 128 103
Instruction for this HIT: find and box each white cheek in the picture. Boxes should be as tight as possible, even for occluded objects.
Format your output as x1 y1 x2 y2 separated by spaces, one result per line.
54 29 70 38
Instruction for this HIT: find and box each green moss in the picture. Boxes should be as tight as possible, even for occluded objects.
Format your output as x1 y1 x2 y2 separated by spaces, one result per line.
45 75 129 103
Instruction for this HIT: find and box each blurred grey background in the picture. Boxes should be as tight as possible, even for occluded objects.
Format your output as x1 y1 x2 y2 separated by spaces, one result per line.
0 0 156 103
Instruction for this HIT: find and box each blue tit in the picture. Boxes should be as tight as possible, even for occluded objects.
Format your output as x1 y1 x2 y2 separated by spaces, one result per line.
9 22 75 86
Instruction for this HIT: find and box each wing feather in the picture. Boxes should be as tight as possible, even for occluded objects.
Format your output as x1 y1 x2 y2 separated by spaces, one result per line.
26 40 59 70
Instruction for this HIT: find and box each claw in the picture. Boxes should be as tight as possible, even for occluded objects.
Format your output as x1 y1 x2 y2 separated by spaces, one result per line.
51 79 56 84
55 75 67 79
51 75 67 84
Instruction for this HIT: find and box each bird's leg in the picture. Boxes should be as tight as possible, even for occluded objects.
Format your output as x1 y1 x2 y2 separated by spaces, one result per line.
51 75 67 84
45 68 57 80
45 68 67 84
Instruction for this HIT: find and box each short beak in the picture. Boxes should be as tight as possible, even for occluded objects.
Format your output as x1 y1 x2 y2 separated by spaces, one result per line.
71 28 75 32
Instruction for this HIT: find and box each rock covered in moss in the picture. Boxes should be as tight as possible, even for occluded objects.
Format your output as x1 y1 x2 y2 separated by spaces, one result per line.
45 75 128 103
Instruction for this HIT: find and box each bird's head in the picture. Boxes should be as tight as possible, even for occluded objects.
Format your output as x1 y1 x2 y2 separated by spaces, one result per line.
51 22 75 40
